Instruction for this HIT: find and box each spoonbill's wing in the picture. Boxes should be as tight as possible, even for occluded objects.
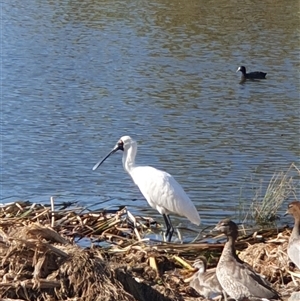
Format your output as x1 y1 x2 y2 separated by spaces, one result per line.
131 166 200 225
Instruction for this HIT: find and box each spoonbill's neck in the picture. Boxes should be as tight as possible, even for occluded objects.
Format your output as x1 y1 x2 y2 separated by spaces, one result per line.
122 142 137 173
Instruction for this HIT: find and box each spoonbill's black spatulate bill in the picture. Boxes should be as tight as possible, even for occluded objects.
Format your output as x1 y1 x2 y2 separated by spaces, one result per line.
92 135 201 242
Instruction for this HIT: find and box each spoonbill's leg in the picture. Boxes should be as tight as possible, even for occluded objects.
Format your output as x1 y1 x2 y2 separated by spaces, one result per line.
163 214 174 242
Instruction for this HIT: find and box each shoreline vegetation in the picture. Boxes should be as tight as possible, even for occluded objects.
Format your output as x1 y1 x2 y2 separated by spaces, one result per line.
1 164 299 300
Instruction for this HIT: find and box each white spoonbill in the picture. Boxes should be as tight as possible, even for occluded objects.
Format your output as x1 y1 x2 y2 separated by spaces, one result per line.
92 135 201 242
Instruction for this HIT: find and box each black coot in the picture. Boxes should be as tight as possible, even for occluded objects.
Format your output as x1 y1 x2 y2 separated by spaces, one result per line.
237 66 267 79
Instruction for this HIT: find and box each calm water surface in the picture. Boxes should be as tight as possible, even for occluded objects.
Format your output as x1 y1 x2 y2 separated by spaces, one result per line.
2 0 299 236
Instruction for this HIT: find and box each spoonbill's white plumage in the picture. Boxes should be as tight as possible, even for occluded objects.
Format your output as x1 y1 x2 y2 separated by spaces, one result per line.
92 135 201 242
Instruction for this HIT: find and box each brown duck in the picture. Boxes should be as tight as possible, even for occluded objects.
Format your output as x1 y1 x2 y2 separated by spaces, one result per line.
189 257 223 299
214 219 281 300
285 201 300 269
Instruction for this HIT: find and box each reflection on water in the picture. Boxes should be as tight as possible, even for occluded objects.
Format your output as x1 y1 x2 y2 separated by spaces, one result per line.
2 0 299 234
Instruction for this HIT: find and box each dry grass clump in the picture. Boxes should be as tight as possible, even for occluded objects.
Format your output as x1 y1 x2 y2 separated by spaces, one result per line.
239 232 290 283
240 163 299 225
109 248 197 301
239 228 300 299
0 221 136 301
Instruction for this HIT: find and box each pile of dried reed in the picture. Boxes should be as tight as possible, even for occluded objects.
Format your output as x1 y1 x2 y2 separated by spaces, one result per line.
0 220 136 301
0 200 156 246
0 200 298 301
239 229 299 299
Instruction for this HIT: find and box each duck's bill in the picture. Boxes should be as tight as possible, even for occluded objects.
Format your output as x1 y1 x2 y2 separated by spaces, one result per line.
92 144 120 171
236 67 241 72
